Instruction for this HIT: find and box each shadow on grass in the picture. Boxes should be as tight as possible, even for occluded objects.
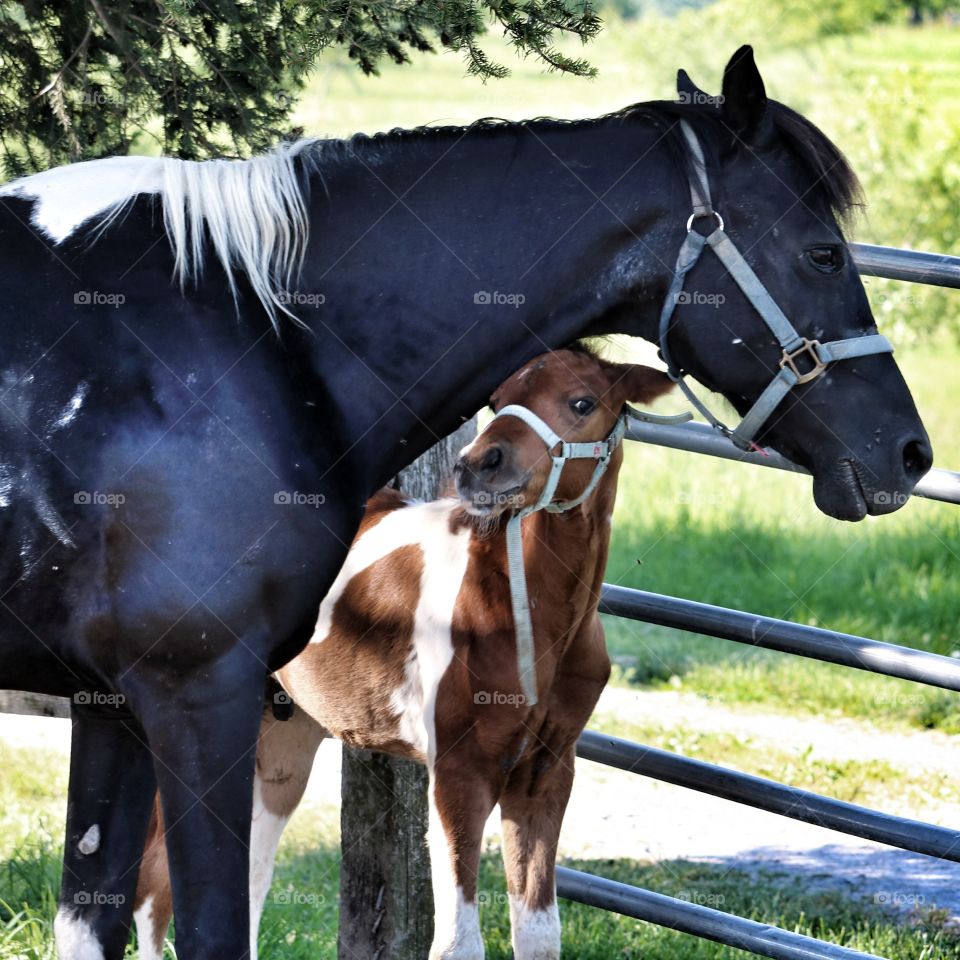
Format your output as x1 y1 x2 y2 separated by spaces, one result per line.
3 834 958 959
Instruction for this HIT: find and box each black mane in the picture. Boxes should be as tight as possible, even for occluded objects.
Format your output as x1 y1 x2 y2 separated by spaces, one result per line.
329 97 861 226
622 99 862 225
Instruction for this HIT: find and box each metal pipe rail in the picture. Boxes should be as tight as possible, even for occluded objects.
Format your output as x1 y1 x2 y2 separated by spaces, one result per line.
576 730 960 862
556 867 886 960
600 583 960 692
624 418 960 507
850 242 960 288
567 241 960 960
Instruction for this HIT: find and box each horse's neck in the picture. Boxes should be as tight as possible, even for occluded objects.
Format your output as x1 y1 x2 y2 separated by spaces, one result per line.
300 128 677 487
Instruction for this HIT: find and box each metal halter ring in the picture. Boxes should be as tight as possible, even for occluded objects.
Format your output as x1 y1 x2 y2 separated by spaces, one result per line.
779 338 828 384
686 210 724 233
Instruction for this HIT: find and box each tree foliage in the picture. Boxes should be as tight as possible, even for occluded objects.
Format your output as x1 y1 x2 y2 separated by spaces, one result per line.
0 0 600 174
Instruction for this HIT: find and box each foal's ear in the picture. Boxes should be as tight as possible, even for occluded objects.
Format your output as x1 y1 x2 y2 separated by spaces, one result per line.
721 45 774 146
617 365 674 405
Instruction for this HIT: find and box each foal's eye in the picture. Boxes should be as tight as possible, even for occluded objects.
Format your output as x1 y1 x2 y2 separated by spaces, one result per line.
805 245 844 274
570 397 597 416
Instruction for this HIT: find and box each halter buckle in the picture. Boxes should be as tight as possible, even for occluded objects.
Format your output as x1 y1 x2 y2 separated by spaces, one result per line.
780 339 827 385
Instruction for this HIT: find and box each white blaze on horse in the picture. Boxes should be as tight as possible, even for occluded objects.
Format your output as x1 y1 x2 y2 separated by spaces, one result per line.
132 347 673 960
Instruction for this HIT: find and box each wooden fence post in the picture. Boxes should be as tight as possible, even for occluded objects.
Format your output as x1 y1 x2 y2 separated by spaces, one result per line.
337 418 476 960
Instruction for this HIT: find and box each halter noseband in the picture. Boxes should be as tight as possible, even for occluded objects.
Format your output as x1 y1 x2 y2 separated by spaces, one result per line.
488 404 627 707
658 120 894 452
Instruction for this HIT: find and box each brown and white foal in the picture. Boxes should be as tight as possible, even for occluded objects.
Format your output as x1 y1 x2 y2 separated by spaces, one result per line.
133 348 672 960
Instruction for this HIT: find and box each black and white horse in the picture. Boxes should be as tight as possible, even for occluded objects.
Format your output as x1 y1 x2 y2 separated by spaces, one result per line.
0 47 930 959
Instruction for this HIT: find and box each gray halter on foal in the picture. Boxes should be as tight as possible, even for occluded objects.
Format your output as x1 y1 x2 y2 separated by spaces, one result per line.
659 120 894 452
491 402 691 705
491 403 628 706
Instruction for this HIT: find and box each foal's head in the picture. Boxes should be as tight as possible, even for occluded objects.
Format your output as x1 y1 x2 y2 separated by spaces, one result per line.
455 349 673 517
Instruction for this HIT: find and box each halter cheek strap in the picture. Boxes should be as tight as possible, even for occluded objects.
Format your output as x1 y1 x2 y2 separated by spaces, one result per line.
659 120 894 452
488 405 627 706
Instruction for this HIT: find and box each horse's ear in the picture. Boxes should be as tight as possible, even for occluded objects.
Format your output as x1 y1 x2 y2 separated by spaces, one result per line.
720 45 773 145
676 69 712 106
618 365 674 405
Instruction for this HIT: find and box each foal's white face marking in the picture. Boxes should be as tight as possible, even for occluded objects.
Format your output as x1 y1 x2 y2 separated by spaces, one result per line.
0 156 166 243
311 499 471 761
53 910 106 960
509 895 561 960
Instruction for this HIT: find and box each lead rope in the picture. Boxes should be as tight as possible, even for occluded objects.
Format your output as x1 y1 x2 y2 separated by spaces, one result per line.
505 511 538 705
492 405 687 705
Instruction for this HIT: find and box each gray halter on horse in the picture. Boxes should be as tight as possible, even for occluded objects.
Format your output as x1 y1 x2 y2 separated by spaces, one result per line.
658 120 894 452
495 119 895 705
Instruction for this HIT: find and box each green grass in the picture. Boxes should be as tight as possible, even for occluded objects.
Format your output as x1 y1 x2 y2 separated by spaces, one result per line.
2 734 957 959
4 13 960 960
603 340 960 732
590 712 958 810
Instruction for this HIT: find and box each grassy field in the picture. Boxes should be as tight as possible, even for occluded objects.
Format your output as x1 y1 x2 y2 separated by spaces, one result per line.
603 339 960 732
3 738 958 960
3 13 959 960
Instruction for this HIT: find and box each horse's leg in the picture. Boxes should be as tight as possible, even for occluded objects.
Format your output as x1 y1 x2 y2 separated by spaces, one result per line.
55 702 157 960
126 644 266 960
497 744 575 960
428 758 499 960
131 703 325 960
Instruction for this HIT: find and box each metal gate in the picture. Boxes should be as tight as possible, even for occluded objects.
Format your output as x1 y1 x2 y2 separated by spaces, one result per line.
557 243 960 960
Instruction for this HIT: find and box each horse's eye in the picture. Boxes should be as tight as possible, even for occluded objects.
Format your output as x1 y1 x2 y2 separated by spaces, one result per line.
806 245 844 274
570 397 596 416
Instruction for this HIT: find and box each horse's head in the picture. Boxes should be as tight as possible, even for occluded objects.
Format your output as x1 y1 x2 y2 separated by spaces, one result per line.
639 46 931 520
454 348 673 517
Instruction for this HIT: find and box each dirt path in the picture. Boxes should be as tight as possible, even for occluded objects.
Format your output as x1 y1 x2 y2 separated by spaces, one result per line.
4 687 957 923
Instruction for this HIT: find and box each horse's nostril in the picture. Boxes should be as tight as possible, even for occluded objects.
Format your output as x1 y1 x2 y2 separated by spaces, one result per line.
479 446 503 473
902 438 932 482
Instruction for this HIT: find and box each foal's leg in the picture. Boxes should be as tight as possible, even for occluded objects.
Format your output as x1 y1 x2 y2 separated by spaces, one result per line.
55 701 156 960
248 705 325 955
498 742 575 960
428 759 500 960
500 619 609 959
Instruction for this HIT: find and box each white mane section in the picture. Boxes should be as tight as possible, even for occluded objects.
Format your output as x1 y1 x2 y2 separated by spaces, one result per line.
0 140 318 328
